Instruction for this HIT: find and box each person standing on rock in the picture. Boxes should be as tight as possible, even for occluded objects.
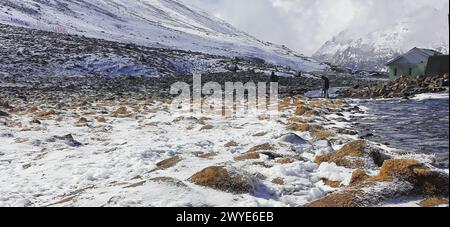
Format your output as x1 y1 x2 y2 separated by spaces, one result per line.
321 76 330 99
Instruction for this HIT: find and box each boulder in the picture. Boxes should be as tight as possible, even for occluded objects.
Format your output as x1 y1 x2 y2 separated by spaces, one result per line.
0 110 10 117
150 177 187 188
278 133 309 145
53 134 82 147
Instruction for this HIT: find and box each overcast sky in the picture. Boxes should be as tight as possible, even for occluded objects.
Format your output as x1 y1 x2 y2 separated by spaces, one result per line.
181 0 449 55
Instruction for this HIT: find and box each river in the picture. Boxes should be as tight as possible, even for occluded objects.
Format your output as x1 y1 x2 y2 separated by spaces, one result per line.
306 89 449 169
352 94 449 168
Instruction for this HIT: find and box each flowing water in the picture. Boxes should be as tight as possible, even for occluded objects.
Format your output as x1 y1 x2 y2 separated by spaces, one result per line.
352 94 449 168
306 89 449 168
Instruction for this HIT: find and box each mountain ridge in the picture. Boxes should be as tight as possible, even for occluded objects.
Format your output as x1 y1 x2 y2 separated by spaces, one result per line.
0 0 326 73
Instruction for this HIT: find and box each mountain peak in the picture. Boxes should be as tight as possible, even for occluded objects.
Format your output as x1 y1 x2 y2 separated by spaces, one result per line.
313 6 449 71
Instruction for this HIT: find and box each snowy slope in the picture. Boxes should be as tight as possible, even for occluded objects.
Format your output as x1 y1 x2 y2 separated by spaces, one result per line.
0 0 325 72
313 7 449 72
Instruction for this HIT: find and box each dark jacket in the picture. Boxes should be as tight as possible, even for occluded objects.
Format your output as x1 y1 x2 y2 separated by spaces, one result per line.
270 72 278 83
322 76 330 90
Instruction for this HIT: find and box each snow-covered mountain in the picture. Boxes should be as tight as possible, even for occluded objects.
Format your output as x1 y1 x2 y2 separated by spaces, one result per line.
0 0 325 73
313 7 449 72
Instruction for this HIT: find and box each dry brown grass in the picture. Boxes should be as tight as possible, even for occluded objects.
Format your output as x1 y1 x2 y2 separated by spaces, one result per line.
349 169 370 187
188 166 253 194
247 143 274 153
287 117 306 124
253 132 268 137
272 178 285 185
257 114 271 121
322 178 341 188
35 109 55 118
27 106 38 114
96 116 106 123
312 130 336 139
305 189 363 207
419 197 449 207
303 110 319 117
378 159 449 197
111 106 132 117
156 156 182 170
76 117 88 124
224 141 238 148
315 140 366 168
276 157 295 164
294 105 308 116
234 152 260 161
335 99 346 105
288 123 311 132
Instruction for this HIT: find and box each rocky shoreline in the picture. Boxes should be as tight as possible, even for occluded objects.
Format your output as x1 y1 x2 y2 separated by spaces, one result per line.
339 74 449 99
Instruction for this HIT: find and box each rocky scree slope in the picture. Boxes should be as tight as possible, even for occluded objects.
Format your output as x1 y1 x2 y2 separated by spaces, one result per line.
0 23 308 77
0 0 326 72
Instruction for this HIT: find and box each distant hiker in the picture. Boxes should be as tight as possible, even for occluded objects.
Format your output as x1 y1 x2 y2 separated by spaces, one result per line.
321 76 330 99
270 71 278 83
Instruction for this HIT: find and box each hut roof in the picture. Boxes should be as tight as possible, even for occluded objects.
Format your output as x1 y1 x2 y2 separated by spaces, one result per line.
386 47 442 66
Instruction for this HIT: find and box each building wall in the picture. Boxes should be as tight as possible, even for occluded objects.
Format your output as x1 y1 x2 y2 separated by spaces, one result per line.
388 62 427 80
425 55 450 76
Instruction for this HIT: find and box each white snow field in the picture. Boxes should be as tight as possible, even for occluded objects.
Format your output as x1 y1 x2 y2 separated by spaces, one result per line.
0 0 326 73
0 99 341 207
0 94 445 207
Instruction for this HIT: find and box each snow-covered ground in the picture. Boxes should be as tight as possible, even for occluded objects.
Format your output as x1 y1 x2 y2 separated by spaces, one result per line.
1 90 446 207
0 98 344 206
411 93 450 101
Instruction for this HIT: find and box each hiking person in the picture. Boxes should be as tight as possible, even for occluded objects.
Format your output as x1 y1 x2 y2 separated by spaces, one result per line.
321 76 330 98
270 71 278 83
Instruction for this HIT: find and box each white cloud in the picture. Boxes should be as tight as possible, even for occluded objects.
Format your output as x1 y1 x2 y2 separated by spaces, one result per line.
181 0 449 55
